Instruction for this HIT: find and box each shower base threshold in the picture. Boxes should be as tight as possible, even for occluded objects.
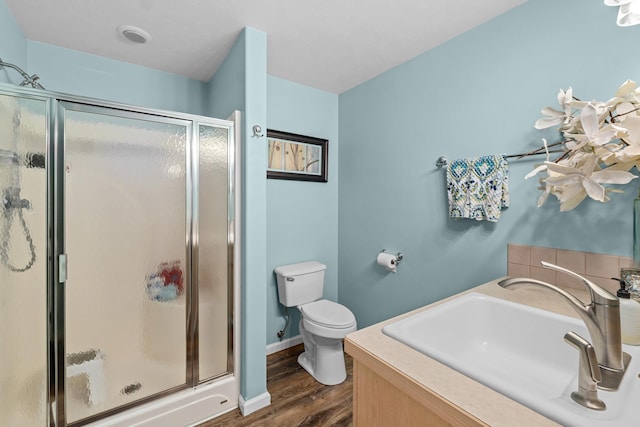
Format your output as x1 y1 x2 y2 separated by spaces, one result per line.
85 375 238 427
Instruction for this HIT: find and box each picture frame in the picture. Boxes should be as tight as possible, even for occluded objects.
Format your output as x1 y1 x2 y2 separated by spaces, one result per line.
267 129 328 182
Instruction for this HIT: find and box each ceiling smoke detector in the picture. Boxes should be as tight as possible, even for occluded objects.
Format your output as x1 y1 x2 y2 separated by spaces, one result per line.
117 25 151 44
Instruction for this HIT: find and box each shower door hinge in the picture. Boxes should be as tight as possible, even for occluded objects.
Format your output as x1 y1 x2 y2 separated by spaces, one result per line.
58 254 67 283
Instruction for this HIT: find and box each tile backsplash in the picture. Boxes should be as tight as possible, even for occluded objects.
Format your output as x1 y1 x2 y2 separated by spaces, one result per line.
507 243 634 295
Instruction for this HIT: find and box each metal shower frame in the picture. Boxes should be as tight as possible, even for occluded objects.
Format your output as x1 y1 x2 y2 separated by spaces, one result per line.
0 82 239 427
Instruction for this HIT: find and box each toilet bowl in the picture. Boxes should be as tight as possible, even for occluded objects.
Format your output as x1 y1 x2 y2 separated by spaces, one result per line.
274 262 357 385
298 299 357 385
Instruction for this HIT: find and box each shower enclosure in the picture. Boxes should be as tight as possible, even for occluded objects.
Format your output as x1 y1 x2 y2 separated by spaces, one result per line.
0 85 239 426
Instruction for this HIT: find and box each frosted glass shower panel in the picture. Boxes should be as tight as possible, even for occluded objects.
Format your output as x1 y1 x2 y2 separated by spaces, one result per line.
0 93 48 426
197 124 231 380
63 106 189 423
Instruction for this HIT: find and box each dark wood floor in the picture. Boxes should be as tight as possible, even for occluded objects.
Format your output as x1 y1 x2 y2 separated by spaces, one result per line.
198 344 353 427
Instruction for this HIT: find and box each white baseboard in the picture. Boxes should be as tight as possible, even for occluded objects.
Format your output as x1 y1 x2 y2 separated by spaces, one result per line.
238 391 271 416
266 335 303 355
234 336 301 418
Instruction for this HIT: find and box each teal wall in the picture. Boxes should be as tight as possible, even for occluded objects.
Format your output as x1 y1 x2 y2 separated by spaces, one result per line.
338 0 640 329
207 31 244 118
0 0 26 85
27 42 207 114
242 28 268 401
266 76 339 345
208 27 269 402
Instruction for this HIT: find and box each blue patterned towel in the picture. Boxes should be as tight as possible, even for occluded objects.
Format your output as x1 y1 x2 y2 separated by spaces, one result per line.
446 154 509 222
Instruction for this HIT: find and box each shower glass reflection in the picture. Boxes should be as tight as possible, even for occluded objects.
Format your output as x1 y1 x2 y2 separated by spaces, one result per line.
63 105 188 423
0 93 47 427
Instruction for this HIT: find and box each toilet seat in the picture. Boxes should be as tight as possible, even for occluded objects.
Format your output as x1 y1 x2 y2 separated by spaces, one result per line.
300 299 356 329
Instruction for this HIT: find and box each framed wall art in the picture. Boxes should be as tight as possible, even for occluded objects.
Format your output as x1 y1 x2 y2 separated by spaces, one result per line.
267 129 328 182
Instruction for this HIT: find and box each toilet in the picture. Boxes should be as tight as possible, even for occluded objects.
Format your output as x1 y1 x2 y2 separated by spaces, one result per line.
274 261 357 385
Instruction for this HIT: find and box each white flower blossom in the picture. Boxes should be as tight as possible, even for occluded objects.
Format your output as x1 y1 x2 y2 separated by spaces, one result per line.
529 80 640 210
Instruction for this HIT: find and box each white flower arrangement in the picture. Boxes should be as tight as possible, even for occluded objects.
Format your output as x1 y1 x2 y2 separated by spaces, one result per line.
604 0 640 27
528 80 640 211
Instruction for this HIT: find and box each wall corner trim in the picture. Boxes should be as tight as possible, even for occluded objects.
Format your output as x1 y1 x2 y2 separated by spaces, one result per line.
239 391 271 416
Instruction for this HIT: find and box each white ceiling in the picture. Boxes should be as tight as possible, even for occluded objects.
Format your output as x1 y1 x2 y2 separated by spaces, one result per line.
5 0 527 94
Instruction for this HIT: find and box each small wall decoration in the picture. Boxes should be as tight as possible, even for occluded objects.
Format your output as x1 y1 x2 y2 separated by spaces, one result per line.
267 129 328 182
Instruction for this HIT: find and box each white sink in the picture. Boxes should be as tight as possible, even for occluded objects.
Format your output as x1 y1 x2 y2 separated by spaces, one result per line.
382 292 640 427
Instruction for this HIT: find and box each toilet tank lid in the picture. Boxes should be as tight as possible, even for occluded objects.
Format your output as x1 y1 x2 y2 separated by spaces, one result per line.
274 261 327 277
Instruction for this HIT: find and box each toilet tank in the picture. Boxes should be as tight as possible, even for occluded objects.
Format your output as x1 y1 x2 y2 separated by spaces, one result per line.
274 261 327 307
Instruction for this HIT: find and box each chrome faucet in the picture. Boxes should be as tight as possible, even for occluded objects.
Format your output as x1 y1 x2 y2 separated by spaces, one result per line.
498 261 630 391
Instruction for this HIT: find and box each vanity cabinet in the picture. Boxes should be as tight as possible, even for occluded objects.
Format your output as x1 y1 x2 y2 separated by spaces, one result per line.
345 338 486 427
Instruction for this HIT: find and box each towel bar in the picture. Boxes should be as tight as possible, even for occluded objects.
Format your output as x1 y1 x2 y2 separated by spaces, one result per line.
436 150 565 168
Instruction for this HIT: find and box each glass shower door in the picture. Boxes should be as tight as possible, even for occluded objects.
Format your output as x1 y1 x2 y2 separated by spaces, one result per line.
61 103 191 424
0 92 48 427
197 123 232 381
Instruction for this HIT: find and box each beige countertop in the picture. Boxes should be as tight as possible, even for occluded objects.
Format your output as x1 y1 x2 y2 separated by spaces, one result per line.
344 278 592 427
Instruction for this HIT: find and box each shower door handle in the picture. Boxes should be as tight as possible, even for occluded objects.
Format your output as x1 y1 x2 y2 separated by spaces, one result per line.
58 254 67 283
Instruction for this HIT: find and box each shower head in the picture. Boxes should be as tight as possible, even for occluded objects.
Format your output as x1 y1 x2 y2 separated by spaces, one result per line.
0 57 45 90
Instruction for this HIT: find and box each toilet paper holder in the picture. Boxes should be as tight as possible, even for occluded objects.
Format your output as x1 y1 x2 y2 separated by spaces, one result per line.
380 249 403 266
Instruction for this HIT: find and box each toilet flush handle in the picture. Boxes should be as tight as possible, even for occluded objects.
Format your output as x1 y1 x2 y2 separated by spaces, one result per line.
285 276 295 282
